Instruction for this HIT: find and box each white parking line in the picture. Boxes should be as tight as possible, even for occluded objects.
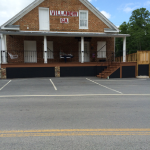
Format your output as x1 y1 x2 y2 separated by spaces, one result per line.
50 79 57 91
0 80 11 91
86 78 123 94
0 94 150 98
94 79 146 82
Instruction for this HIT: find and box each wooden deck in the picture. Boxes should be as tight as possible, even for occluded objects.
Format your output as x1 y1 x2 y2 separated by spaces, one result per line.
1 62 137 68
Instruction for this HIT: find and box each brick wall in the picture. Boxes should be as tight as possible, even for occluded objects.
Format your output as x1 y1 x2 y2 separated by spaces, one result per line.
13 0 108 32
6 35 114 63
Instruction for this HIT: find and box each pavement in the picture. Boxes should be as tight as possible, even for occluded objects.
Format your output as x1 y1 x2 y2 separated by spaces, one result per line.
0 77 150 150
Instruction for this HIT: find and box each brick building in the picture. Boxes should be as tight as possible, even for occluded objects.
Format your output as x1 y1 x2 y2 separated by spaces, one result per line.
0 0 136 78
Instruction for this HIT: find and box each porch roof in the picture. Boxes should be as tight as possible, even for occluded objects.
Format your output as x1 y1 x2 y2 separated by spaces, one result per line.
0 31 130 38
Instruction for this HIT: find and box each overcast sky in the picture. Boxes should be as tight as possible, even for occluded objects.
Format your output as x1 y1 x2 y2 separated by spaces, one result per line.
0 0 150 27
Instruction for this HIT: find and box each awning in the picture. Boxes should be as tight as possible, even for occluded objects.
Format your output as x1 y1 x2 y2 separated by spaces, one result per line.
0 31 130 37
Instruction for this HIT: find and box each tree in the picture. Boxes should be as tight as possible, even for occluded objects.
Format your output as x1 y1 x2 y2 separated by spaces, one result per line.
115 8 150 53
129 8 150 50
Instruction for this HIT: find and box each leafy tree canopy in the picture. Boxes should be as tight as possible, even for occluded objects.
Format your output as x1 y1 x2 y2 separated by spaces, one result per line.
115 8 150 53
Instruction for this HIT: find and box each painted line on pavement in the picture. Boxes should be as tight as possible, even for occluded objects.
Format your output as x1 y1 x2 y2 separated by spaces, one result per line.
94 79 147 82
86 78 123 94
50 79 57 90
0 129 150 137
0 80 11 91
0 94 150 98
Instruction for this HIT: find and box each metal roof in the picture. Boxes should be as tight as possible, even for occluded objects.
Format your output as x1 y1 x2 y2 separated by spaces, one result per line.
0 31 130 37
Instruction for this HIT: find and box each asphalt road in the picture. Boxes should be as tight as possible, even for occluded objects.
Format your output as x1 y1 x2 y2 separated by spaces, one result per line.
0 77 150 150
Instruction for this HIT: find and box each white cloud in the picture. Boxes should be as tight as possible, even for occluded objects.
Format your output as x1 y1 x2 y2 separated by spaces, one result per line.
118 3 141 13
101 11 111 19
88 0 97 2
144 1 150 6
0 0 34 26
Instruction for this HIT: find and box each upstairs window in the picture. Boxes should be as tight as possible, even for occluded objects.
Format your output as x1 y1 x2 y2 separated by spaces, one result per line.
79 10 88 29
39 7 50 31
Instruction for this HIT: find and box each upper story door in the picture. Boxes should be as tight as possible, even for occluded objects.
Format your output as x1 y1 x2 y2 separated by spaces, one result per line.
39 7 50 31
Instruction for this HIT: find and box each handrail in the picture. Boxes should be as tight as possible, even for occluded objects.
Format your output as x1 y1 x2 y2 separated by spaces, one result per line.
97 51 117 78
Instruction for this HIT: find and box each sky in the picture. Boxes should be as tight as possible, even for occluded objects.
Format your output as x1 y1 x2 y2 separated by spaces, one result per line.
0 0 150 27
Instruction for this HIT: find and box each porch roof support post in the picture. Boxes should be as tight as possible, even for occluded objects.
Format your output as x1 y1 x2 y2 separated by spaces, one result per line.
123 36 126 62
81 37 84 63
44 36 47 64
1 34 7 64
0 35 2 66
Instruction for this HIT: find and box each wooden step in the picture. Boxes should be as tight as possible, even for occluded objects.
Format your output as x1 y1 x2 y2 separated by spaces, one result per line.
97 64 120 79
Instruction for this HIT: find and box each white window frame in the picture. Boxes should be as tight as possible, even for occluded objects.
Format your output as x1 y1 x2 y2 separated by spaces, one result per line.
79 10 88 29
39 7 50 31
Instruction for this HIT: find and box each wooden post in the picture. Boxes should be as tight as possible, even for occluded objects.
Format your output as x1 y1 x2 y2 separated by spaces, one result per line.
149 51 150 78
137 51 139 76
120 64 122 78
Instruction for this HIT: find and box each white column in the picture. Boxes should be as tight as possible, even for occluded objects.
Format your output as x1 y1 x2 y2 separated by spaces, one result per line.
1 34 7 64
0 35 2 66
123 37 126 62
81 37 84 63
114 37 116 62
44 36 47 64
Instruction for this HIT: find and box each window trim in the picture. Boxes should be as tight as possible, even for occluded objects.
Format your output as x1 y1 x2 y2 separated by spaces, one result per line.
79 10 88 29
39 7 50 31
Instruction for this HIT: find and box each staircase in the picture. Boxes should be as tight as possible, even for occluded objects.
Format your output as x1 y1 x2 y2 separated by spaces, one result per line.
97 62 120 79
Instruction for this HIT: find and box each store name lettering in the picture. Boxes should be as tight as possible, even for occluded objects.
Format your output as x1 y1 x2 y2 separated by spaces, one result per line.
50 10 78 17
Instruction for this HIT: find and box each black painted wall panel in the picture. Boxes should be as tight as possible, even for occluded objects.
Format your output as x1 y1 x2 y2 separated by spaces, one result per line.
122 66 135 78
109 68 120 78
6 67 55 78
60 66 107 77
60 67 96 77
138 65 149 76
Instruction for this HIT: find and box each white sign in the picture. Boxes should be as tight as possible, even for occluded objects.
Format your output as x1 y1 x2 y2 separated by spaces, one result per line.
60 18 69 24
50 10 78 17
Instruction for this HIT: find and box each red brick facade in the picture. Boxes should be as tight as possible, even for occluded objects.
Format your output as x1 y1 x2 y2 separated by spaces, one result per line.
6 0 115 64
13 0 108 32
7 36 114 63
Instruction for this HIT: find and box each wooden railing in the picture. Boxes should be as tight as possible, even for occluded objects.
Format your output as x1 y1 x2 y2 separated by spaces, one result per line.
137 51 150 64
115 53 137 62
115 51 150 63
137 51 150 78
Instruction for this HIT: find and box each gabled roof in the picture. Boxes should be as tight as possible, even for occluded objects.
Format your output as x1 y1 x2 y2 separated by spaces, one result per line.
0 0 119 32
0 0 44 30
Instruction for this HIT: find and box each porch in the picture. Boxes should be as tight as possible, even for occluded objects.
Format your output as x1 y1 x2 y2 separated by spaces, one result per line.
0 32 132 79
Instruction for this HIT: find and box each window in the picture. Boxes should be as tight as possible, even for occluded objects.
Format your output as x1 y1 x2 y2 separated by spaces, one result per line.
79 10 88 29
97 41 106 58
39 7 50 30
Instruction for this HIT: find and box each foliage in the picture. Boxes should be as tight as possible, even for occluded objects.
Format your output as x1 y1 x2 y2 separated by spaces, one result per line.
115 8 150 54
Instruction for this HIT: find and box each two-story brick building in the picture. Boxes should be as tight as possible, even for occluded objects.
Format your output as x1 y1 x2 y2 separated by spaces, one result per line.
0 0 137 78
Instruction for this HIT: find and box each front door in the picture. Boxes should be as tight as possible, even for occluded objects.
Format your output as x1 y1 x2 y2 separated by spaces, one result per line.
24 41 37 63
79 42 90 62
